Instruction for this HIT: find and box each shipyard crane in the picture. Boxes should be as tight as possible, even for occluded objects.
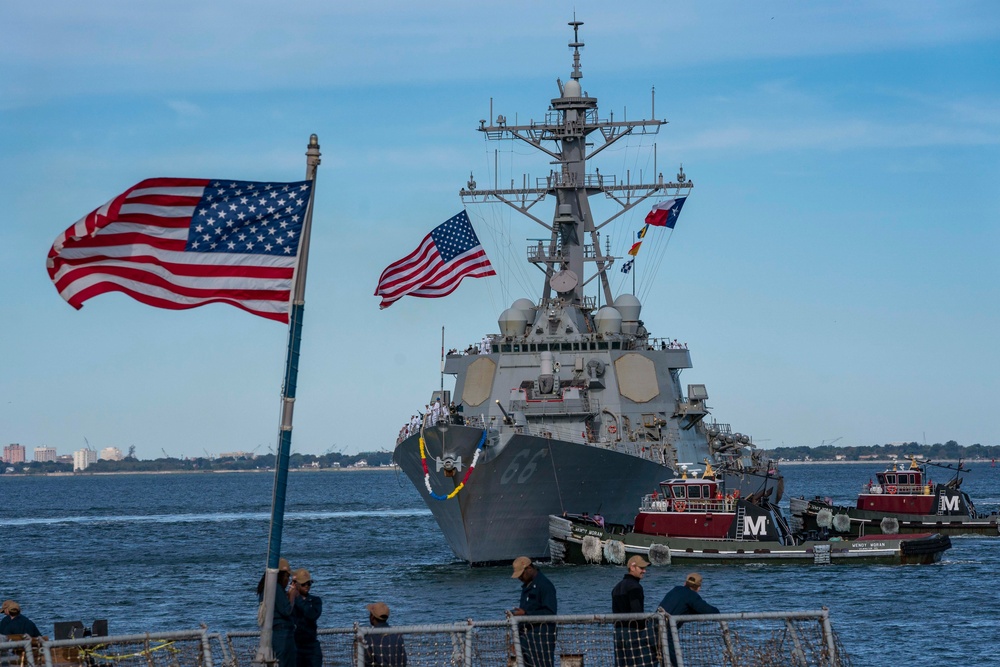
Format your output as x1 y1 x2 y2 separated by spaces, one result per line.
821 437 843 447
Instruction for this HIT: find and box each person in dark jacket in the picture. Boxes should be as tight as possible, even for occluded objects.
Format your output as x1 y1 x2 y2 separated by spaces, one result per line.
257 559 296 667
658 573 719 666
511 557 557 667
611 555 657 667
364 602 406 667
0 601 41 637
290 569 322 667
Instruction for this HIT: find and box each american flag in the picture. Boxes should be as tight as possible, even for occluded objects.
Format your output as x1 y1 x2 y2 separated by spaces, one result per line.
47 177 313 323
375 210 495 309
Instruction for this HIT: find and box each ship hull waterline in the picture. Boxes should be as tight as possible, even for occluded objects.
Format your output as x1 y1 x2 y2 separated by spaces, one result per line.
394 423 781 565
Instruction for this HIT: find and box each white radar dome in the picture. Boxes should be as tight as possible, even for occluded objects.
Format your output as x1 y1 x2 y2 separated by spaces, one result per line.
563 79 582 98
498 307 529 337
511 298 538 325
594 306 623 335
613 294 642 322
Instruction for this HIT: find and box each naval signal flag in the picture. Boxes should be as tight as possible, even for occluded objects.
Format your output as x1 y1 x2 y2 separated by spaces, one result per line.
375 210 496 309
47 178 313 324
645 196 687 228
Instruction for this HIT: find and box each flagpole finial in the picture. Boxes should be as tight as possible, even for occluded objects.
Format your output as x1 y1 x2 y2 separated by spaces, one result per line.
306 135 321 172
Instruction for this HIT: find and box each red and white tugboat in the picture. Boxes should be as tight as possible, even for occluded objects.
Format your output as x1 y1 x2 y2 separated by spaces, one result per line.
789 458 1000 537
550 463 951 565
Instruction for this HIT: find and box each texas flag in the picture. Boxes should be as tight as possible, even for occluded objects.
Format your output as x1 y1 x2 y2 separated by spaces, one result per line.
644 197 687 228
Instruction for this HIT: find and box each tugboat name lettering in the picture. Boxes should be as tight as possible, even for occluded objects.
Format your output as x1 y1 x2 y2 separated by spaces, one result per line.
940 495 960 512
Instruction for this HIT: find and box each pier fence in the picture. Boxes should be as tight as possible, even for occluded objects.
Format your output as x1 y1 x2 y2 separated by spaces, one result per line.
2 609 851 667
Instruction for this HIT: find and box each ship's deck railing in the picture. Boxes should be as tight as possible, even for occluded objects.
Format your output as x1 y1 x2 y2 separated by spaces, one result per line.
862 482 931 496
0 629 214 667
3 609 851 666
640 496 735 514
448 336 690 356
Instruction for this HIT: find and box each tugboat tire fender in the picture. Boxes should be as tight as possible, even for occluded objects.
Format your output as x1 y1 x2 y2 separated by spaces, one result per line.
603 539 626 564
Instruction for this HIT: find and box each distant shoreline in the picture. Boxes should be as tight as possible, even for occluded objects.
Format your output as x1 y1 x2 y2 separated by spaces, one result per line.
1 466 402 478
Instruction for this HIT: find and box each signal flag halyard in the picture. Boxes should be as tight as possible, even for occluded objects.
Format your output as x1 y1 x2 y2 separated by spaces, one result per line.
47 178 313 324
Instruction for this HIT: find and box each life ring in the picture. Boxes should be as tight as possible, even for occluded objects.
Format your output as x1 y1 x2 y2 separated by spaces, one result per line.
674 500 687 513
887 485 898 495
608 424 618 434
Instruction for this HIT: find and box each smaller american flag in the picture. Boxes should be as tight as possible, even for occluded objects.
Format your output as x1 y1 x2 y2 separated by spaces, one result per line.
375 210 495 309
47 178 313 323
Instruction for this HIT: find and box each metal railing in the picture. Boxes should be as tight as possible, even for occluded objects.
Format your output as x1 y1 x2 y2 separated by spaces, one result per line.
3 610 851 667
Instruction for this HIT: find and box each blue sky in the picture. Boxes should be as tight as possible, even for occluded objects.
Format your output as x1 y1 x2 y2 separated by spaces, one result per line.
2 1 998 459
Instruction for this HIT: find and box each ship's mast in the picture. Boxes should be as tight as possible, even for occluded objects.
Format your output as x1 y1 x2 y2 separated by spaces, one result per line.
461 19 693 313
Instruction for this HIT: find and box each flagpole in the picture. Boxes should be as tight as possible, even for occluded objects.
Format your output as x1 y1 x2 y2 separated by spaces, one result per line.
256 134 321 666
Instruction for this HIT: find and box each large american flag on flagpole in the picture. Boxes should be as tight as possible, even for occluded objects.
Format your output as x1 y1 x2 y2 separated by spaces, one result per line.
375 210 495 309
47 177 313 323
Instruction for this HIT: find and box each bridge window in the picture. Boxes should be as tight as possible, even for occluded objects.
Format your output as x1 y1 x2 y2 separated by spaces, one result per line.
688 486 702 499
671 486 686 499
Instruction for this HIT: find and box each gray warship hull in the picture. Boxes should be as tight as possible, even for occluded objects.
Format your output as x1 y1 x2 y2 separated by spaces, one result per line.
395 423 779 564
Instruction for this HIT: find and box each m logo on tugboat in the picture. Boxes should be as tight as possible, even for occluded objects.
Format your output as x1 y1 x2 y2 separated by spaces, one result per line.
743 515 768 537
940 495 960 513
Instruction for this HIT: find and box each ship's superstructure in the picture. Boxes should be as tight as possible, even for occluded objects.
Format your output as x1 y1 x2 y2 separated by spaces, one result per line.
393 21 780 564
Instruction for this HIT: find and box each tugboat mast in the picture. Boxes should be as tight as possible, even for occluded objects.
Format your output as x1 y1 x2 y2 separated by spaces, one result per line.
461 19 693 315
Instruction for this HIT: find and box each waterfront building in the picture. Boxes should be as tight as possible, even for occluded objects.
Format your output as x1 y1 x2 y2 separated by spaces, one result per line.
73 448 98 471
3 443 26 464
100 447 124 461
34 446 58 462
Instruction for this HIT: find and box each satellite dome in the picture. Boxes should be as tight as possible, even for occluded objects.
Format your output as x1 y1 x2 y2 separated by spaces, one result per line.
498 307 528 337
563 79 582 98
613 294 642 322
511 298 538 325
594 306 622 335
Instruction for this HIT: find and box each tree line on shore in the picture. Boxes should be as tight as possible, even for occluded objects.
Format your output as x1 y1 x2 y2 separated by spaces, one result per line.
1 450 395 475
763 440 999 462
5 440 998 475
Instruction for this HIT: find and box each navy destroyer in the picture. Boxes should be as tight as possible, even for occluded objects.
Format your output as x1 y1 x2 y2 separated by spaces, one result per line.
392 20 781 565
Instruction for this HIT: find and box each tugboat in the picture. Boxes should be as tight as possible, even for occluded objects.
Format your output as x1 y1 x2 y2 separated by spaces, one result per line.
789 458 1000 537
390 20 782 565
549 463 952 565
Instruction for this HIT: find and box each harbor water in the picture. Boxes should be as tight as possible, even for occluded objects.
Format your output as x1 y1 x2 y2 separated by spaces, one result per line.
2 463 998 666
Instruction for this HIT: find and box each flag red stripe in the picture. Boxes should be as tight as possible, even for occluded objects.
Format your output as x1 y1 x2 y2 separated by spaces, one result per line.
66 281 288 323
47 177 308 324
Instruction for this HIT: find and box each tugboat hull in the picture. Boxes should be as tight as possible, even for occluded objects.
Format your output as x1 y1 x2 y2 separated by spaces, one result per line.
549 515 951 566
789 497 1000 537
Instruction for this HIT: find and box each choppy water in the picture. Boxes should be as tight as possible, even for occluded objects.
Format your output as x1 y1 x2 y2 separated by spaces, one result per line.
2 463 998 666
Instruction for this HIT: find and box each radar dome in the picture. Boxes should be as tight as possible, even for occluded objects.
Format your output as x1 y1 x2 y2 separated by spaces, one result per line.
594 306 622 335
563 79 582 98
498 307 528 337
613 294 642 322
511 298 538 325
